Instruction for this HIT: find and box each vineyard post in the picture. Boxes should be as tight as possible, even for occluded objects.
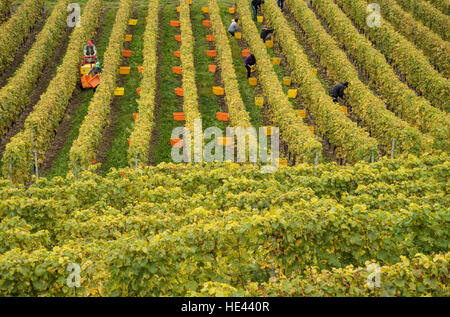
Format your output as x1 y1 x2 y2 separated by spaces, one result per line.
314 152 319 168
32 129 38 180
391 138 396 159
253 153 257 166
74 161 77 181
371 153 374 163
9 158 12 182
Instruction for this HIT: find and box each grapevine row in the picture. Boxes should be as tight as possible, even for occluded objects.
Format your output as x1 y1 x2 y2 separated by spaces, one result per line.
0 0 13 24
234 0 325 163
334 0 450 112
426 0 450 14
0 0 69 135
127 0 160 167
378 0 450 77
194 252 449 297
1 0 103 183
395 0 449 41
312 0 450 152
179 0 201 133
69 0 133 170
282 0 429 155
207 0 252 128
237 0 378 163
0 0 46 74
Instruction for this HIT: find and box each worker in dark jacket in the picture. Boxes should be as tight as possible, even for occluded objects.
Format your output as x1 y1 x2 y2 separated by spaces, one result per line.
277 0 285 10
87 61 102 77
251 0 264 21
329 82 349 102
244 53 256 78
260 28 274 42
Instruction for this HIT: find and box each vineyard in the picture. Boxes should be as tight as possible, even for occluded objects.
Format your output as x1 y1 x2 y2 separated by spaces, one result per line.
0 0 448 297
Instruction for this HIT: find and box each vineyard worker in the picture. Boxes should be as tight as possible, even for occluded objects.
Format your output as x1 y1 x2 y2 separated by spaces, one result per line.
329 82 349 102
228 18 239 36
277 0 285 10
244 53 256 78
260 28 274 42
84 40 97 63
251 0 264 21
87 61 102 77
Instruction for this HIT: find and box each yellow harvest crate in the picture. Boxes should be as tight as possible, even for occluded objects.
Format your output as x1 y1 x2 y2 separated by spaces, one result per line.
119 66 131 75
218 137 232 146
277 158 288 167
296 109 306 118
248 77 257 86
128 19 137 25
257 16 263 22
212 86 224 95
340 106 348 114
229 7 235 14
125 34 132 42
114 87 125 96
234 32 242 39
309 126 315 134
255 96 264 107
263 126 273 135
288 89 297 98
201 7 209 13
312 68 318 75
283 77 291 86
80 64 93 75
177 6 180 12
273 57 281 65
265 40 273 48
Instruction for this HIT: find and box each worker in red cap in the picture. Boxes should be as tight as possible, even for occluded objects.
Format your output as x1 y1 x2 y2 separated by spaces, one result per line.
83 40 97 63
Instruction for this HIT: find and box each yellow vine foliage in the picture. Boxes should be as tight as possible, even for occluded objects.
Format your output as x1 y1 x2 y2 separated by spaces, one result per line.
208 0 252 129
313 0 450 153
70 0 134 169
335 0 450 112
235 0 323 163
1 0 103 183
377 0 450 77
127 0 160 167
0 0 69 135
0 0 45 73
283 0 431 155
395 0 449 41
180 0 201 133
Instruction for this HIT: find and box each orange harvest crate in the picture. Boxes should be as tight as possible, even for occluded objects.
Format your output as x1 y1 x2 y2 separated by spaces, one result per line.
202 20 211 27
138 65 144 73
206 50 217 57
127 138 131 144
172 66 182 75
122 50 132 57
136 88 141 96
133 113 139 120
170 138 183 148
125 34 132 42
175 88 184 96
174 50 181 58
173 112 185 121
206 35 215 42
88 75 100 88
242 49 250 57
208 65 216 72
216 112 229 121
170 20 180 27
174 35 181 42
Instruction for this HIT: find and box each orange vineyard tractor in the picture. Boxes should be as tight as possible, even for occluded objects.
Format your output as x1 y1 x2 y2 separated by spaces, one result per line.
79 55 100 89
